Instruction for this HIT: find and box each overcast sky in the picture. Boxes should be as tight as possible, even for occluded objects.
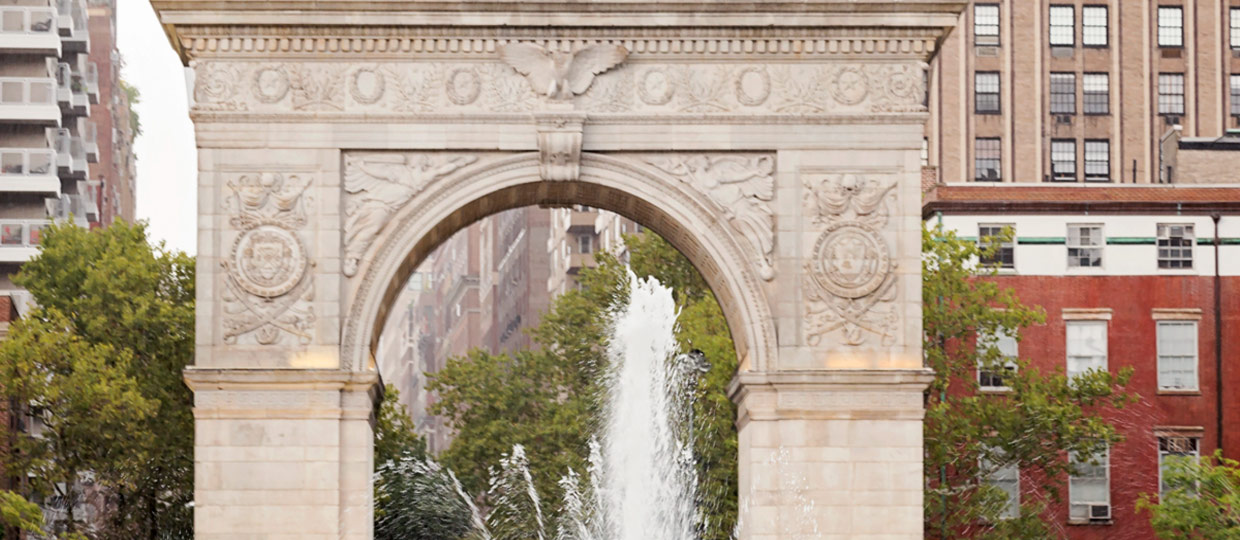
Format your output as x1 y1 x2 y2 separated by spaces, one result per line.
117 0 198 254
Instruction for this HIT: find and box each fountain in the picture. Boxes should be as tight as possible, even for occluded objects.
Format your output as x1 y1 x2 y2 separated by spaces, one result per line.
380 273 772 539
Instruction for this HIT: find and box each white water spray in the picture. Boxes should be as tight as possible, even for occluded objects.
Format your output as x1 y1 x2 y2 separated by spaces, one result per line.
592 273 699 540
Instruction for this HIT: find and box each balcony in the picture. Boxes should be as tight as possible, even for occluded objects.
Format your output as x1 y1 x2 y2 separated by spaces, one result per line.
55 0 86 53
82 62 98 104
0 219 51 264
0 77 60 125
0 5 59 55
78 119 96 162
54 129 85 180
45 188 96 226
55 62 90 116
0 147 59 194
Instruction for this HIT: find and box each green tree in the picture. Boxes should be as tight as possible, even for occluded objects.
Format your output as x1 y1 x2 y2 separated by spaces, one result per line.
9 221 195 539
1138 450 1240 539
428 231 738 539
0 309 156 535
922 223 1136 538
373 385 473 540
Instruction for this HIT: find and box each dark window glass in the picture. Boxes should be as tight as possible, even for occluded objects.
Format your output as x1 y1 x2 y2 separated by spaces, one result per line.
975 138 1001 181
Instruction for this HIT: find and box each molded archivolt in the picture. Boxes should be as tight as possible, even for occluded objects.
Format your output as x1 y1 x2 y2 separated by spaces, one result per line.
341 152 776 375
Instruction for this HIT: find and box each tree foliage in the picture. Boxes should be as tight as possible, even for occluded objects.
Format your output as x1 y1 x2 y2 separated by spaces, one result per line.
374 385 474 540
1 221 194 538
922 223 1136 538
427 231 738 539
1138 450 1240 539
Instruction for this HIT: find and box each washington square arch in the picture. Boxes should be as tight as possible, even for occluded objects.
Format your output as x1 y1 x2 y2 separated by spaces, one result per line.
152 0 966 537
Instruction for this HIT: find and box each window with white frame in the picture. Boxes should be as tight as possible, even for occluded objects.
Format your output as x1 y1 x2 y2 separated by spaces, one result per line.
1050 6 1075 46
1084 140 1110 182
1158 6 1184 47
1067 224 1103 267
975 4 1000 45
1159 436 1200 497
976 71 1001 113
978 224 1015 269
1082 6 1108 46
1083 73 1109 114
1066 320 1107 379
975 138 1002 181
978 329 1018 389
1050 72 1076 114
1159 73 1186 115
1231 75 1240 116
1158 224 1194 269
1051 139 1077 182
1232 8 1240 49
1157 321 1198 390
1069 448 1111 522
980 451 1020 519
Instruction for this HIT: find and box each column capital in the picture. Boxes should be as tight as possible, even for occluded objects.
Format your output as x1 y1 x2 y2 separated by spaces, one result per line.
729 369 933 427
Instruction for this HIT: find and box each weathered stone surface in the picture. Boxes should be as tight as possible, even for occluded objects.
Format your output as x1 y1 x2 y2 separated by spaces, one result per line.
157 1 961 537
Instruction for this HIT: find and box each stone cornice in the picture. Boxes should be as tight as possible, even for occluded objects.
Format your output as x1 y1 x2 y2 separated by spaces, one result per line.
174 27 943 61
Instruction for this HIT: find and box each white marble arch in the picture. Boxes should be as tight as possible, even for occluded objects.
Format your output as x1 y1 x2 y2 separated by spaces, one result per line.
344 152 777 376
157 1 966 538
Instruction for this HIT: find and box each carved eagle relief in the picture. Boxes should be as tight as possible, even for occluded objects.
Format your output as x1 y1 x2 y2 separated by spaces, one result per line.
499 43 629 100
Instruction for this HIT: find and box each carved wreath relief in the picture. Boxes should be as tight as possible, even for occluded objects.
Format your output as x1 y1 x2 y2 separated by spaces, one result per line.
641 154 777 281
342 153 478 276
221 172 316 345
803 174 898 346
191 60 926 116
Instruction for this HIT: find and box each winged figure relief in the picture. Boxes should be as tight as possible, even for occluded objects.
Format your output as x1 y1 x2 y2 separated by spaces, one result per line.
342 154 477 276
499 43 629 100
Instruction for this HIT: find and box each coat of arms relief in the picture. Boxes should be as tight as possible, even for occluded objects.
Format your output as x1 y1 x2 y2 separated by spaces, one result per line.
221 172 316 345
802 174 899 347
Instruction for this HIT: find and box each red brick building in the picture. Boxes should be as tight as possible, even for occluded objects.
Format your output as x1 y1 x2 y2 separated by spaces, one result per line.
925 184 1240 537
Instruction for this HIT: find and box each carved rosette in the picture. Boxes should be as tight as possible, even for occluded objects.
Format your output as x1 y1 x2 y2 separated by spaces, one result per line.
640 154 777 280
342 153 479 276
187 60 928 116
802 174 898 346
220 173 316 345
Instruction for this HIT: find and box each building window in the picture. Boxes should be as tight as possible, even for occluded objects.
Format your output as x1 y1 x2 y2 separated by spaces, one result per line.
1067 224 1103 267
1050 73 1076 114
1158 6 1184 47
975 4 1000 45
1159 436 1200 497
1083 73 1109 114
1158 224 1194 269
980 451 1020 519
1159 73 1185 115
1231 75 1240 116
1084 140 1110 182
976 71 1001 113
1066 320 1107 379
1051 139 1077 182
1232 8 1240 49
1050 5 1075 46
1069 448 1111 522
1082 6 1108 46
978 329 1018 389
978 224 1015 269
578 234 593 254
1157 321 1198 390
975 138 1001 181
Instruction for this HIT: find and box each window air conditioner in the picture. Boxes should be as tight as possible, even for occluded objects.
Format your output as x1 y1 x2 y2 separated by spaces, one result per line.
1165 115 1181 126
1089 504 1111 521
1056 114 1073 125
